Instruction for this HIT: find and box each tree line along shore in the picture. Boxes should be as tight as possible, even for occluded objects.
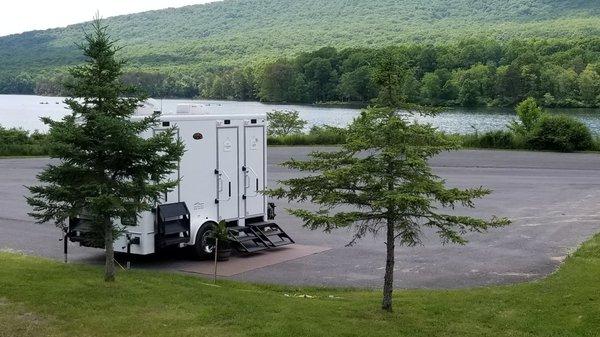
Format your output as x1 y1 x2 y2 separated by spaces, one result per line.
3 38 600 109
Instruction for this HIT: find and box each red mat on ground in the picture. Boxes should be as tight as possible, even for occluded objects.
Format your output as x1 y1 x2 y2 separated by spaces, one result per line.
180 244 330 276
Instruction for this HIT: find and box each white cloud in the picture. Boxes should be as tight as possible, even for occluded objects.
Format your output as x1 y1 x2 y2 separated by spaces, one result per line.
0 0 217 37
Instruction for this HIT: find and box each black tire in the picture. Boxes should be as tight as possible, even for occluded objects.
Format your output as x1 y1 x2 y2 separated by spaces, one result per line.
192 222 217 260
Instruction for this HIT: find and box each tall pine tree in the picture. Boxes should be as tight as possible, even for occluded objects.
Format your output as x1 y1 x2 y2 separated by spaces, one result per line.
271 53 511 311
269 106 510 312
26 17 184 282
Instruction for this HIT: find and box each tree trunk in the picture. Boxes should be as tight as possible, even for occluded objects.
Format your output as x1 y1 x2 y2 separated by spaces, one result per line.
381 218 395 312
104 221 115 282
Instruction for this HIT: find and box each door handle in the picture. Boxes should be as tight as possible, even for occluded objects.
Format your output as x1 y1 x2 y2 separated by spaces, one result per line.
217 171 232 201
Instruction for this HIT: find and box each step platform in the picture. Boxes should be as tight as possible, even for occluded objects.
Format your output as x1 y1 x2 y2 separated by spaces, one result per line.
227 222 295 254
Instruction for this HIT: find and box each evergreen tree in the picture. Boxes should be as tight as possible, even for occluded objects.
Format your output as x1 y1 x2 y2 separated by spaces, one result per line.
26 18 184 282
269 103 510 312
373 49 409 107
269 107 510 311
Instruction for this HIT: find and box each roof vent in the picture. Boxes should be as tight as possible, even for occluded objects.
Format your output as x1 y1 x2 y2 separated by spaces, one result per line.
135 99 161 116
177 104 206 114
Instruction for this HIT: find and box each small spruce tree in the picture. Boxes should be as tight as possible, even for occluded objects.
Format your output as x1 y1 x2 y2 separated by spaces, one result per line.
269 106 510 312
26 17 184 282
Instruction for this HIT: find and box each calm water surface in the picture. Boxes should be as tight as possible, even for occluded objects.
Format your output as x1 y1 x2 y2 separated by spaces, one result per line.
2 94 600 134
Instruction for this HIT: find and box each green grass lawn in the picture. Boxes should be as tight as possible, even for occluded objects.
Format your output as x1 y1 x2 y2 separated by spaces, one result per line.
1 235 599 337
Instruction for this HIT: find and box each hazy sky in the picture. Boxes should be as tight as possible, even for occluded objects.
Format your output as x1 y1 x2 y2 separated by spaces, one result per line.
0 0 217 37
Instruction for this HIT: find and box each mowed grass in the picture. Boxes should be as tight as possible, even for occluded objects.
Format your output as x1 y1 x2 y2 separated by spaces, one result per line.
1 235 600 337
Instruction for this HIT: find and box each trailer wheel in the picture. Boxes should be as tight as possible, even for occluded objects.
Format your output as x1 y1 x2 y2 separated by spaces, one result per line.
193 222 216 259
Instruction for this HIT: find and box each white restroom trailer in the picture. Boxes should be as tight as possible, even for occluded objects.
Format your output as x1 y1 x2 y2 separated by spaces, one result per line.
68 103 294 258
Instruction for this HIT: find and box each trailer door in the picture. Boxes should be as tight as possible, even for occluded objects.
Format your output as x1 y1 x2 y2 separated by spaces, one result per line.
216 127 239 220
244 126 266 217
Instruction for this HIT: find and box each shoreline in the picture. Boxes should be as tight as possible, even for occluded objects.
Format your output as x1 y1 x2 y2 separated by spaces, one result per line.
3 93 600 110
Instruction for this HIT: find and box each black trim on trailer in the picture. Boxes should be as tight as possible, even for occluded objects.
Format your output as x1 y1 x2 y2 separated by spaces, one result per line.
267 203 276 220
245 216 265 225
225 220 239 227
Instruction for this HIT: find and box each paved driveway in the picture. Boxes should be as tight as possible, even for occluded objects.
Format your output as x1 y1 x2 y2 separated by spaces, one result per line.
1 148 599 288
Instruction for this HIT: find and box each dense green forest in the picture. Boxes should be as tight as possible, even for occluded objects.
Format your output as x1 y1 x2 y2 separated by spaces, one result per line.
1 0 600 106
251 39 600 107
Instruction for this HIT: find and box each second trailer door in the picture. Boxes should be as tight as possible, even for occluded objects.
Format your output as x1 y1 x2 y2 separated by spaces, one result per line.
243 126 266 217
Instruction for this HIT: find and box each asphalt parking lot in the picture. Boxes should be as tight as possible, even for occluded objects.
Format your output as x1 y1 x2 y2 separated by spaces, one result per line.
1 148 600 289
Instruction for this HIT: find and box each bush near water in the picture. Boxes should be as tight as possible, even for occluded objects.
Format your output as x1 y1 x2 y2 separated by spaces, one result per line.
0 126 49 156
528 114 594 152
463 98 597 152
266 100 599 152
268 125 347 146
460 130 523 150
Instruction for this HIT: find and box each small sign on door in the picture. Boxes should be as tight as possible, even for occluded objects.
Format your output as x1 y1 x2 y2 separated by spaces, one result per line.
250 137 258 150
224 138 232 152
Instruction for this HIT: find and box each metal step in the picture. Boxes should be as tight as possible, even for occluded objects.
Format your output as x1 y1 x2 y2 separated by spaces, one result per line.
156 203 191 249
248 222 295 248
227 226 269 253
243 245 269 253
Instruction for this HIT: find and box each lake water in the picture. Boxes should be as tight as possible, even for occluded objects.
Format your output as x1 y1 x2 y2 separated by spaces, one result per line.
2 94 600 134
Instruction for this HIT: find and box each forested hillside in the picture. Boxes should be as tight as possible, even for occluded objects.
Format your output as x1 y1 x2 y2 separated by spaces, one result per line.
1 0 600 106
253 40 600 108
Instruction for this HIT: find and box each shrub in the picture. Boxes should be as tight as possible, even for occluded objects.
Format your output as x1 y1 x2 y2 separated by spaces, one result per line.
266 110 307 137
461 130 517 149
528 114 594 152
306 125 347 144
268 125 346 145
0 144 49 156
459 130 528 149
509 97 543 136
0 126 30 145
593 136 600 152
0 125 50 156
